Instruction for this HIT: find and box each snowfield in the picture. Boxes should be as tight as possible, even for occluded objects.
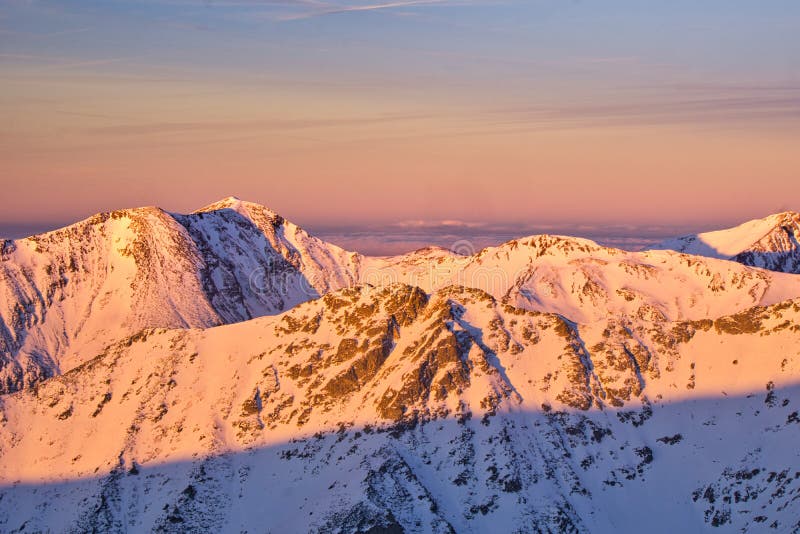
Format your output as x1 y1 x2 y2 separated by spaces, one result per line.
1 199 799 533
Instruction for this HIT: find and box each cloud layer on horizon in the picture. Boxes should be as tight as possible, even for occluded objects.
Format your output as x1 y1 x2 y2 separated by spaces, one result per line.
0 216 700 256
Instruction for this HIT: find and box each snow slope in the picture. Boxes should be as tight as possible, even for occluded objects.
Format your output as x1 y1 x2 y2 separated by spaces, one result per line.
363 234 800 323
653 211 800 273
1 284 799 532
3 200 800 395
2 199 800 532
0 198 360 393
0 197 800 400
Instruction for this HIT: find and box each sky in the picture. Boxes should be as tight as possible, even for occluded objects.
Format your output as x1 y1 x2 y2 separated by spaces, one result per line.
1 1 799 253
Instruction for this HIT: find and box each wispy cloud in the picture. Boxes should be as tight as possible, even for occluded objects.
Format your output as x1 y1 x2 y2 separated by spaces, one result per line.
87 113 432 137
277 0 467 20
0 27 91 37
392 219 487 229
174 0 503 21
481 86 800 132
0 52 141 72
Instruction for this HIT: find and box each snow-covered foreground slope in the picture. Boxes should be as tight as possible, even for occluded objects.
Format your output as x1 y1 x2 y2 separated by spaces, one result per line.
0 197 361 393
653 211 800 274
1 284 799 532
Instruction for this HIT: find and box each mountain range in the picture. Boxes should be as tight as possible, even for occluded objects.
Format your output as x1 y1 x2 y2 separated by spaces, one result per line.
1 198 799 532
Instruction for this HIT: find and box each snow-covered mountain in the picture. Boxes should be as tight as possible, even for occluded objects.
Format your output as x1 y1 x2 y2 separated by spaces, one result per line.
362 234 800 324
653 211 800 274
3 200 800 396
1 283 799 532
2 199 800 531
0 197 361 394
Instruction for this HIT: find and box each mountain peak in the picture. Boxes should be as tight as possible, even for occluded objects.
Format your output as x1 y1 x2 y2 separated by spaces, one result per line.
219 195 242 205
491 233 606 257
771 210 800 224
193 196 278 218
195 195 243 212
653 210 800 273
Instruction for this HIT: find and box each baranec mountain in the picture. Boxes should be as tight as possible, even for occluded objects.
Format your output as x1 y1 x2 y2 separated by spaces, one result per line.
1 199 799 533
0 197 361 394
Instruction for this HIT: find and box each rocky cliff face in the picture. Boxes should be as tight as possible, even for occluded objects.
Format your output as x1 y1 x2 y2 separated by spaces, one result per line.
1 284 799 532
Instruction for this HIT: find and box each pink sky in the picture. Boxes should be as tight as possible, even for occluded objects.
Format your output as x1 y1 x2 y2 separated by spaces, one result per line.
1 1 798 242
